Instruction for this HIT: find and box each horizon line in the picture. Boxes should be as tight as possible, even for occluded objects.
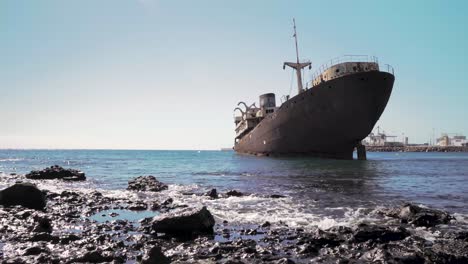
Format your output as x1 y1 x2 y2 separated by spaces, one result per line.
0 148 233 151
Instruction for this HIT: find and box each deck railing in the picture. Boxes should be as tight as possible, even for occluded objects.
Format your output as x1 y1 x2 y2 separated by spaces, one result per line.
310 55 394 82
381 64 394 75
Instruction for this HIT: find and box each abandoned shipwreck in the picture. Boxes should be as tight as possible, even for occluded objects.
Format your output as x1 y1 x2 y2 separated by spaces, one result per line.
233 21 395 159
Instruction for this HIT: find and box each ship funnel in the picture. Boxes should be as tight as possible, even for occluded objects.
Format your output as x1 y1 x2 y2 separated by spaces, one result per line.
259 93 276 108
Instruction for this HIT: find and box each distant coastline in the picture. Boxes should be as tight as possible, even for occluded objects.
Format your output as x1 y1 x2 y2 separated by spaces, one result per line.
366 145 468 152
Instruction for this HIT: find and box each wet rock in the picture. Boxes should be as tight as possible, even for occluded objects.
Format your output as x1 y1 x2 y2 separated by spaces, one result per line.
127 176 168 192
206 188 218 199
141 246 170 264
60 234 81 244
29 233 60 243
352 224 409 243
0 183 46 210
270 194 286 198
33 216 52 233
297 243 320 256
128 202 148 211
261 221 271 228
425 239 468 263
152 206 215 235
443 230 468 241
70 250 114 263
24 246 49 256
25 165 86 181
226 190 243 197
162 198 173 206
360 245 425 264
276 258 295 264
150 203 161 210
384 203 453 227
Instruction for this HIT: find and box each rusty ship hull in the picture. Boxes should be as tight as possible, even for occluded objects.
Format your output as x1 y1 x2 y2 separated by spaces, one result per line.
234 70 394 159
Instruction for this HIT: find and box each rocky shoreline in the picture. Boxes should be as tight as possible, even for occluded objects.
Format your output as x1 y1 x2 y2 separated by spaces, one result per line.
366 146 468 153
0 166 467 263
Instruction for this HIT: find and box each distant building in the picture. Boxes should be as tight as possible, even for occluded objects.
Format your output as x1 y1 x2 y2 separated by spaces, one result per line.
436 134 467 147
364 132 386 146
437 134 450 146
363 129 405 147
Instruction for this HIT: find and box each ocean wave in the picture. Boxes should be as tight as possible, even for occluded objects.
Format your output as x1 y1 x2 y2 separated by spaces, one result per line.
0 158 23 162
3 174 468 234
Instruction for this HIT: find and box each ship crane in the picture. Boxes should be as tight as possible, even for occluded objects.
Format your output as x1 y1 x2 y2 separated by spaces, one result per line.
283 18 311 95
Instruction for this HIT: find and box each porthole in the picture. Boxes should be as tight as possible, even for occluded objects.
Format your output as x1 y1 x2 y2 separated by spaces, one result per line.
335 69 340 73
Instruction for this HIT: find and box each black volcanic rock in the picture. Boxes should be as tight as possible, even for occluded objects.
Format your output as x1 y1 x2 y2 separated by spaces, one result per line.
141 246 170 264
70 250 114 263
384 203 453 227
425 239 468 263
0 183 46 210
33 216 53 233
270 194 287 198
127 176 168 192
25 165 86 181
226 190 243 197
360 244 425 263
352 224 410 243
206 188 218 199
152 206 215 235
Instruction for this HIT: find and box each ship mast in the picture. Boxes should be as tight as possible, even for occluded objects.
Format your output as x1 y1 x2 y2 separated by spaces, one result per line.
284 18 311 95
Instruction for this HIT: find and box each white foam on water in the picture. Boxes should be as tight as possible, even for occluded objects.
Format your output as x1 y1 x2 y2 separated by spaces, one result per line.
412 227 441 242
3 176 467 233
0 158 23 162
140 185 388 230
27 181 392 230
452 213 468 225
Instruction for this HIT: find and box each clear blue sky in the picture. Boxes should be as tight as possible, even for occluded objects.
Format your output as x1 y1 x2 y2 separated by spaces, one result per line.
1 0 467 149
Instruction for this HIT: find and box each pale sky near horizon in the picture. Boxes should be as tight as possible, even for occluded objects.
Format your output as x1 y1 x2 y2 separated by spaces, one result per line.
1 0 467 149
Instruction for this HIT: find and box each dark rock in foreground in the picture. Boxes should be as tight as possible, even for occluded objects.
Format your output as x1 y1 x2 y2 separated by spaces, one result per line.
141 246 171 264
383 203 453 227
25 165 86 181
206 188 218 199
0 183 46 210
152 206 215 235
426 239 468 263
127 176 168 192
69 250 114 263
2 173 467 264
270 194 286 198
352 224 410 243
226 190 243 197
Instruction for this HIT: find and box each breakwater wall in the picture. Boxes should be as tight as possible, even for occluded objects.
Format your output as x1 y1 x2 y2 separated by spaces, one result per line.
366 146 468 152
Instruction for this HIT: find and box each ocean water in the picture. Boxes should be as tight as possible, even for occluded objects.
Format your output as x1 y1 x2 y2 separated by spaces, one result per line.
1 150 468 229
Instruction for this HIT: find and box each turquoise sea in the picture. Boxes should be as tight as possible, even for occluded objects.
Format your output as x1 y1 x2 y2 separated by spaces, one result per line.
1 150 468 228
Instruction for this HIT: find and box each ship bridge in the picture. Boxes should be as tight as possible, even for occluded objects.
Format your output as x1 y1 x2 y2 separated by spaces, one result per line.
309 55 394 87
